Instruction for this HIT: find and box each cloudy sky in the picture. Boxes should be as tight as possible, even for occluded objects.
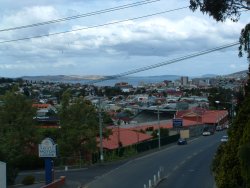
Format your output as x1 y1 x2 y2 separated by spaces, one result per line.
0 0 249 78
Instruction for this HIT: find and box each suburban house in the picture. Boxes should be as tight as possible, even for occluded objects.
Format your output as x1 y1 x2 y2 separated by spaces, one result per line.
32 103 57 117
32 103 59 128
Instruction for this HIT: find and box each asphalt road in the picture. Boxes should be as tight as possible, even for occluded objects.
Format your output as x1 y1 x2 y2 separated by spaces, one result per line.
85 131 225 188
157 136 218 188
16 131 225 188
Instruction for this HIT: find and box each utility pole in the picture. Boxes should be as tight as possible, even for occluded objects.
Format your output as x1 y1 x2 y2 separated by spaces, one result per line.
215 100 220 126
98 98 104 162
157 105 161 149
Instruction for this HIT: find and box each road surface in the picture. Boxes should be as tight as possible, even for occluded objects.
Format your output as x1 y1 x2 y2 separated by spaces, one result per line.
85 131 225 188
156 137 218 188
16 131 225 188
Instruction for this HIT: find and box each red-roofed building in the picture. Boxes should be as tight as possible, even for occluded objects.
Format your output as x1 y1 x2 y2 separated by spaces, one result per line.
32 103 51 109
99 128 152 150
99 108 228 150
176 108 228 128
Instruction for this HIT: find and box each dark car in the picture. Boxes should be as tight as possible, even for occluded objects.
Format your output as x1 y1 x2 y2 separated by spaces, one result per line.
177 138 187 145
216 125 223 131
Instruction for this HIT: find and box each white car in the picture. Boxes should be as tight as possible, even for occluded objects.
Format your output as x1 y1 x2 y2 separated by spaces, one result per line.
221 135 228 142
202 131 211 136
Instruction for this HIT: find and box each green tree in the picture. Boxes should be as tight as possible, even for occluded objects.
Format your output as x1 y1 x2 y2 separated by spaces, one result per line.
0 91 37 185
102 111 113 125
152 128 169 138
207 87 234 109
58 91 100 160
103 86 122 98
190 1 250 187
190 0 249 21
238 92 250 186
190 0 250 58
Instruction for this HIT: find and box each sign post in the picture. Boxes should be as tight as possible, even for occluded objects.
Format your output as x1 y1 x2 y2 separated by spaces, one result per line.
39 138 57 185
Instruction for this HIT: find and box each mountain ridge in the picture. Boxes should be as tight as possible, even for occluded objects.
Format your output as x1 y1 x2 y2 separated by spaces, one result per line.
20 70 247 83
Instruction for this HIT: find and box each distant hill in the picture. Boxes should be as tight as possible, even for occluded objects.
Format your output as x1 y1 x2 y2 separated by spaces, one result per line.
20 70 247 86
196 70 247 79
22 75 106 82
21 74 181 82
225 70 248 78
201 74 218 78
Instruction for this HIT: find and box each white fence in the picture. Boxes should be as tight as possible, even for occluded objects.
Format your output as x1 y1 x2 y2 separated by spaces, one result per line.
0 161 6 188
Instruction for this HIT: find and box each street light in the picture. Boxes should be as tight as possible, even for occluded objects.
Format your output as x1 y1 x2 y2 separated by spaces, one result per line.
215 100 235 128
216 100 235 118
98 98 104 162
215 101 220 126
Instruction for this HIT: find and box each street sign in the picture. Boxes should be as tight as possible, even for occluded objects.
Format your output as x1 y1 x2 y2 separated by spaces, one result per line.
39 138 57 158
173 118 183 128
39 138 57 185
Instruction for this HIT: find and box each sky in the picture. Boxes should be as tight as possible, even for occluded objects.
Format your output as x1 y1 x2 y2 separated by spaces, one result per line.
0 0 249 78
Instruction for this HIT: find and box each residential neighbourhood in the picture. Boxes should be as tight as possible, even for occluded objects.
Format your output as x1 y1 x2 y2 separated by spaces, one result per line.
1 74 240 145
0 72 246 187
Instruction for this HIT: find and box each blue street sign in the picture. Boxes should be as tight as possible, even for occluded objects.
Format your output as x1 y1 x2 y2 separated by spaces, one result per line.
39 138 57 185
173 118 183 128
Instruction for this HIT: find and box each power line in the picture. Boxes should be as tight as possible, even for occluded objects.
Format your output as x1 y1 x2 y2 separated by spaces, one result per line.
0 0 161 32
85 42 240 85
0 6 189 44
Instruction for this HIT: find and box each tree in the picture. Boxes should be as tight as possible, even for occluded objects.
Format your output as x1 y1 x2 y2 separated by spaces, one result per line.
58 91 100 160
152 128 169 138
103 86 122 98
190 0 249 21
102 111 114 125
189 1 250 187
239 23 250 59
190 0 250 57
0 91 37 185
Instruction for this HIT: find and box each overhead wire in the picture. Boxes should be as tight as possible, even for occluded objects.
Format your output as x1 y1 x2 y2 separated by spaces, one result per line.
0 0 161 32
0 6 189 44
85 42 240 85
0 3 241 82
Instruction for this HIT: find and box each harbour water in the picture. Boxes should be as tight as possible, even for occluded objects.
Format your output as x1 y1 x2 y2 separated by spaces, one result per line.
66 75 181 87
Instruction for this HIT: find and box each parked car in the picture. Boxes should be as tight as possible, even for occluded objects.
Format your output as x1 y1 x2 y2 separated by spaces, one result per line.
202 131 211 136
216 125 223 131
177 138 187 145
225 124 230 129
221 135 228 142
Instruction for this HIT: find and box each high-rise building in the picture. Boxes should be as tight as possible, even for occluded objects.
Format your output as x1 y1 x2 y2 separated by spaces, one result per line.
181 76 189 86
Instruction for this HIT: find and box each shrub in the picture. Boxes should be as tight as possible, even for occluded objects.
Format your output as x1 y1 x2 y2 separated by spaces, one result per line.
7 165 19 186
22 175 35 185
16 155 43 170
